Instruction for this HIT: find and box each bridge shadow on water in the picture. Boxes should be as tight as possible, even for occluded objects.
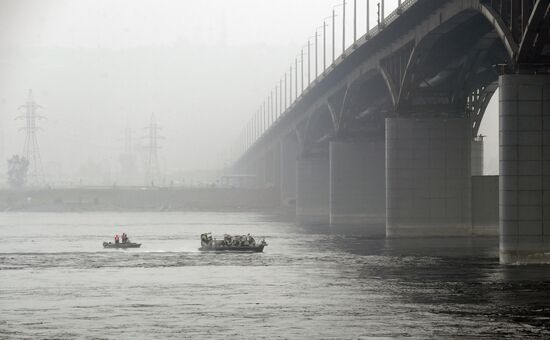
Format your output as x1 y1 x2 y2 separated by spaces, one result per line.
296 222 498 256
293 221 550 337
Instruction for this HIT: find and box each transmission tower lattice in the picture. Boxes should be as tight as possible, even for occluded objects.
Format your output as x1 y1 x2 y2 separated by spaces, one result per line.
16 89 46 186
144 113 163 186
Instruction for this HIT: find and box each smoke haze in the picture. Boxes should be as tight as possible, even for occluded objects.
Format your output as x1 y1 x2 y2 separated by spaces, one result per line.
0 0 497 186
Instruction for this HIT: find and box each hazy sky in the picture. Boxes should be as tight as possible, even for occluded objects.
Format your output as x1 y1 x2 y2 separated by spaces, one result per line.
0 0 497 185
0 0 402 48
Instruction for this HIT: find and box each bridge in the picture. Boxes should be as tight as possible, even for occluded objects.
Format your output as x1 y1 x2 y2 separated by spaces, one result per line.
229 0 550 265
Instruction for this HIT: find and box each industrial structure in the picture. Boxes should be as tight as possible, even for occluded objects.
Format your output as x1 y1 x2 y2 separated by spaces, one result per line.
144 113 163 186
230 0 550 264
16 89 46 186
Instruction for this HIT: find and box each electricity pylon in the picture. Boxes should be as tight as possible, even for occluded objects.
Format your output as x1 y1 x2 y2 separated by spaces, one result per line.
16 89 46 186
143 113 163 187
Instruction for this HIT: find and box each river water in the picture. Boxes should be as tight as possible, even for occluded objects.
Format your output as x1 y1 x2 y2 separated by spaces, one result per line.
1 212 550 339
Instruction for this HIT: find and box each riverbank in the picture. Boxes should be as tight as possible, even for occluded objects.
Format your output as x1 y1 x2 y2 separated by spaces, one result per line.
0 187 279 212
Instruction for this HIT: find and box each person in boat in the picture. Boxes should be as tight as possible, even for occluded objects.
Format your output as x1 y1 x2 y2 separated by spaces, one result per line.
201 233 213 248
122 233 127 243
114 234 120 244
245 233 256 246
223 234 232 246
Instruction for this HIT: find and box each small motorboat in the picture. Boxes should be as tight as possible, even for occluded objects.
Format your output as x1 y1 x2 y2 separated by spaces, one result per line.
103 241 141 249
198 233 267 252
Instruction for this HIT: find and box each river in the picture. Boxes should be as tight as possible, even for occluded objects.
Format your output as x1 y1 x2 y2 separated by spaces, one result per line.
1 212 549 339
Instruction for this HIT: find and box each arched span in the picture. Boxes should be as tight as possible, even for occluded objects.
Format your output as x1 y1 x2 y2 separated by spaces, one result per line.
346 68 394 108
476 2 518 61
293 126 305 156
471 81 499 136
301 104 335 154
333 68 395 136
326 84 351 134
517 0 550 64
397 1 519 110
378 65 398 108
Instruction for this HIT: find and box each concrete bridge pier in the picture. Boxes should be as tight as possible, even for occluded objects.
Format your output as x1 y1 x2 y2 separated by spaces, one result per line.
471 137 484 176
249 155 266 188
242 154 267 188
279 134 299 207
386 116 472 237
242 147 279 190
264 146 280 190
296 152 330 226
329 139 386 235
499 74 550 264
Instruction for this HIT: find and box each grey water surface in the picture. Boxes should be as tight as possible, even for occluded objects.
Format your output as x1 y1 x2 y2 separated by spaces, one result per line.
1 212 549 339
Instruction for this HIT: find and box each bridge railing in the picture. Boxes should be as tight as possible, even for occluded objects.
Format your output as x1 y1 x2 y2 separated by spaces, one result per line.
383 0 416 26
231 0 420 166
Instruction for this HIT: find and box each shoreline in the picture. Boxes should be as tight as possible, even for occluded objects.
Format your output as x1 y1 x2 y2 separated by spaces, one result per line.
0 187 281 213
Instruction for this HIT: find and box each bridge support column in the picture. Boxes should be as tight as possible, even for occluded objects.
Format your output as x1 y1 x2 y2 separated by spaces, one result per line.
280 134 299 207
251 155 267 188
386 117 472 237
471 137 484 176
264 146 280 190
499 74 550 264
329 139 386 235
296 153 330 225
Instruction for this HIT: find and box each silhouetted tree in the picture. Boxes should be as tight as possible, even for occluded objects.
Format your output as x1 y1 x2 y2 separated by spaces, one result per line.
7 155 29 188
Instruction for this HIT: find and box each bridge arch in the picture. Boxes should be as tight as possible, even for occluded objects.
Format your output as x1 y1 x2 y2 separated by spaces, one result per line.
396 1 517 124
475 2 518 61
336 69 394 137
517 0 550 64
301 104 335 155
235 0 550 169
